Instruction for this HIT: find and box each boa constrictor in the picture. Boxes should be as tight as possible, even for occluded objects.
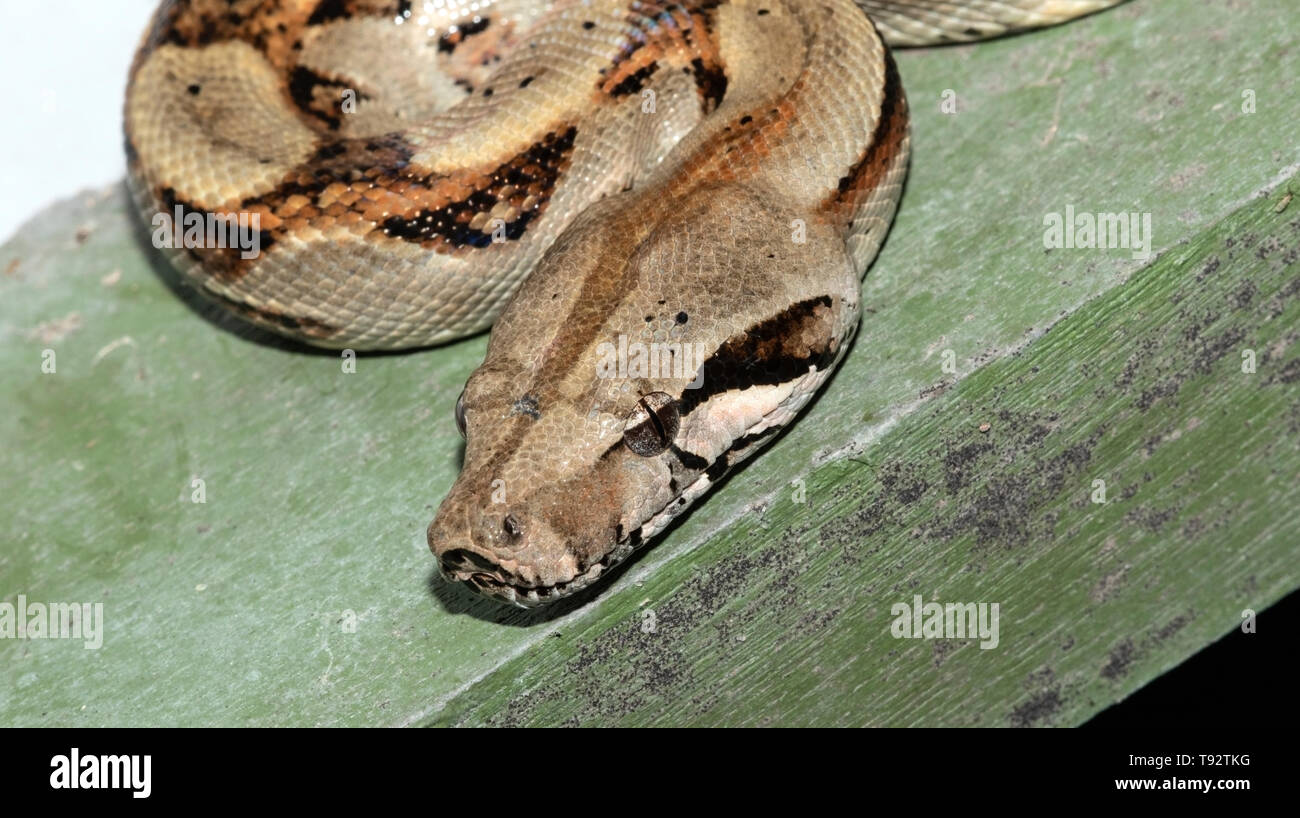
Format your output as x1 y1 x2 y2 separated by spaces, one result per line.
126 0 1121 606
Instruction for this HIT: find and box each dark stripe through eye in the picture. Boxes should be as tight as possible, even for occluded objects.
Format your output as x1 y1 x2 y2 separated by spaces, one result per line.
678 295 837 418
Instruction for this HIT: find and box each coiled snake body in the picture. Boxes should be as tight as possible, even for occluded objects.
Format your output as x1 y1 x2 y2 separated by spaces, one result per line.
126 0 1120 606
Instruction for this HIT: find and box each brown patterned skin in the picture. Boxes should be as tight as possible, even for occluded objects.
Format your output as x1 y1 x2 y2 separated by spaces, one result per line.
126 0 1123 606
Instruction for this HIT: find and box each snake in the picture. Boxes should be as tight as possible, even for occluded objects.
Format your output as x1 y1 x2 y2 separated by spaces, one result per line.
126 0 1122 607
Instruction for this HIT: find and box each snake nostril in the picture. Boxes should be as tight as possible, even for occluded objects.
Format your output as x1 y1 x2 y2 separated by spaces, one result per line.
440 548 503 579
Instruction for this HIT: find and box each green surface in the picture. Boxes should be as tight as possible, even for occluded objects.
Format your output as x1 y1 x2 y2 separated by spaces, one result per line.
1 0 1296 726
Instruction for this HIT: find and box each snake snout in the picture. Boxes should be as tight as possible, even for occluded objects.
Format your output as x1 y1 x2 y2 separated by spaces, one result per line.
428 487 604 605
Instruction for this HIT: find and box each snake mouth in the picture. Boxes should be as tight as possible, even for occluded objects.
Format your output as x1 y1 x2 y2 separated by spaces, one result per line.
460 563 604 607
442 533 643 608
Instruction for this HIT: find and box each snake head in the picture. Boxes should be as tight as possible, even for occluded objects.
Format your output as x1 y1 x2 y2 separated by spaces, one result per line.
428 183 858 608
427 286 854 608
427 359 686 607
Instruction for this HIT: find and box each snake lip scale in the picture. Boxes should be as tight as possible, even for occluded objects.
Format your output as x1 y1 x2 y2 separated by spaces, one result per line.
126 0 1124 608
448 541 629 607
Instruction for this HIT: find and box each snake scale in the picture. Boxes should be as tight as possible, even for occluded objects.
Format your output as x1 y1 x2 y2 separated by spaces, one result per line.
126 0 1122 606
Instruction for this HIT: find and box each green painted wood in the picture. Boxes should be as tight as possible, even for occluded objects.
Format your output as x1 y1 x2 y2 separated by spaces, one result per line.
1 0 1295 726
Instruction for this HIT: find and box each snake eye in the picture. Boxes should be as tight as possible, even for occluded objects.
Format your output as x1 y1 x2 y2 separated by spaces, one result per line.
624 391 680 456
454 389 467 439
502 514 522 539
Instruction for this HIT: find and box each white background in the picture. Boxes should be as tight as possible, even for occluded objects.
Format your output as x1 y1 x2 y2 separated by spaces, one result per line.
0 0 159 243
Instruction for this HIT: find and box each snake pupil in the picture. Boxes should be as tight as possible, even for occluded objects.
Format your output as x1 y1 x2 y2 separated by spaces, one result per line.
624 392 680 457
